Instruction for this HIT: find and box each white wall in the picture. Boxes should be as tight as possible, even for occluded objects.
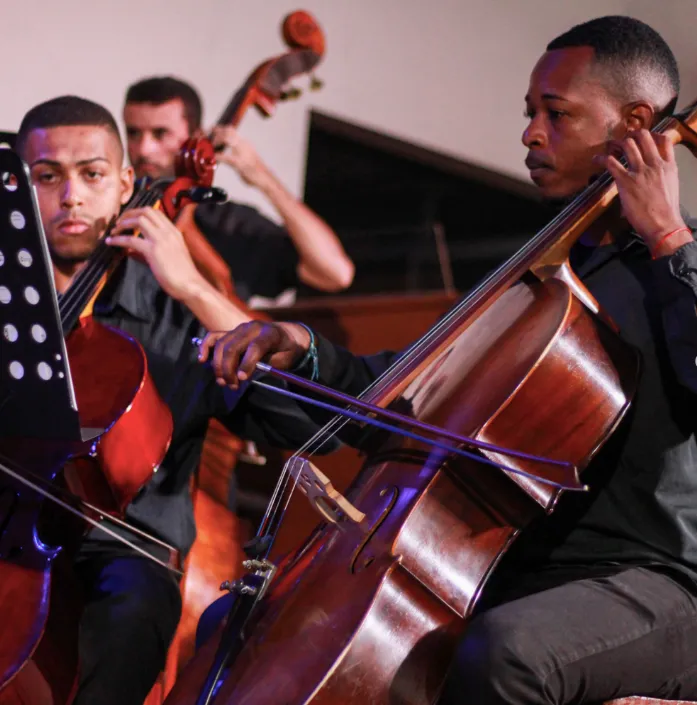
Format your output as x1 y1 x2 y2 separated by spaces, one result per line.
3 0 697 218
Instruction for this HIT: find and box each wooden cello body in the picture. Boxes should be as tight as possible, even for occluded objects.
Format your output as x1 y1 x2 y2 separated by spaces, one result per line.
62 319 173 513
165 278 638 705
0 321 173 705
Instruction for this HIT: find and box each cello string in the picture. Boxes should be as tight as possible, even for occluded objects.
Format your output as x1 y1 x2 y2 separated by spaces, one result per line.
58 186 158 317
59 183 164 317
58 241 113 319
362 122 667 384
58 188 162 324
0 455 183 575
242 172 606 533
285 135 650 461
313 118 668 421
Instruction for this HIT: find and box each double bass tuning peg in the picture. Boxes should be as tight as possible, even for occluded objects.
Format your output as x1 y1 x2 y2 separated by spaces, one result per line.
280 86 302 101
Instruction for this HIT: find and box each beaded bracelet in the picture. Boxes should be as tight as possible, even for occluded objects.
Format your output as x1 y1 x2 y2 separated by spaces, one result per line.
650 227 692 259
290 322 319 382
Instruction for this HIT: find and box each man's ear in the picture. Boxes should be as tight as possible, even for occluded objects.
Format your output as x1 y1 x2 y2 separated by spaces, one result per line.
120 165 135 206
623 101 656 131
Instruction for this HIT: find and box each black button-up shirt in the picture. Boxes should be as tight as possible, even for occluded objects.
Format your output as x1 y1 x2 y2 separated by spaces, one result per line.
193 202 300 303
301 233 697 581
81 257 330 558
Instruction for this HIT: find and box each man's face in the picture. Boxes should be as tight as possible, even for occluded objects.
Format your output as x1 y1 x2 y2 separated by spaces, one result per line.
24 125 133 265
522 46 627 202
123 99 191 179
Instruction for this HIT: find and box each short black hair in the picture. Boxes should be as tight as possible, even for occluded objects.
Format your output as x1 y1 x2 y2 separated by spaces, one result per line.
124 76 202 133
547 16 679 113
16 95 122 158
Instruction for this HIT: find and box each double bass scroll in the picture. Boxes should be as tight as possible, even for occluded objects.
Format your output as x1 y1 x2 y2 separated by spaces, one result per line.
169 9 327 303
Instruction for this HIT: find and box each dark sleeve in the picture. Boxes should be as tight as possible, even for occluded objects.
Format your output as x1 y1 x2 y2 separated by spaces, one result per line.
313 333 399 397
194 201 300 299
651 235 697 394
217 334 400 450
271 333 399 440
212 376 341 455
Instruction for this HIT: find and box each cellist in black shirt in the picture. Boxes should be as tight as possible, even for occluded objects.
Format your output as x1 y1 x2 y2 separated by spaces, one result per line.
202 16 697 704
12 95 327 705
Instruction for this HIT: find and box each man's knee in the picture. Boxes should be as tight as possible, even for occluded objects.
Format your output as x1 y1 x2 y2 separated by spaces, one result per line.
197 592 234 650
78 555 182 643
440 608 548 705
74 555 183 705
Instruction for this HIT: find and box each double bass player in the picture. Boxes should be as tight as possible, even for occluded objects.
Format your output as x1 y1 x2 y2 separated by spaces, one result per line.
122 76 354 305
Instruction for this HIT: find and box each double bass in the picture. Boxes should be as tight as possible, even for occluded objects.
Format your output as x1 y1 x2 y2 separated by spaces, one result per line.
163 99 697 704
169 9 326 304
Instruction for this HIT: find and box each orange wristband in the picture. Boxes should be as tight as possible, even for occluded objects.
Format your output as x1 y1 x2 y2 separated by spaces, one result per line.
650 227 692 259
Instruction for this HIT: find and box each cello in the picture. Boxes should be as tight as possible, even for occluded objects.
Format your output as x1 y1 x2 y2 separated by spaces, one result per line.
0 137 229 703
154 9 329 694
162 98 697 705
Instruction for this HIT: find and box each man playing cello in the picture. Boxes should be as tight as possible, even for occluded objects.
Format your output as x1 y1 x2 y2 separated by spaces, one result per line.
11 95 324 705
203 15 697 704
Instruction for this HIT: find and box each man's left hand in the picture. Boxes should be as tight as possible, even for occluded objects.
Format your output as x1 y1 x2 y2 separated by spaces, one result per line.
210 125 270 188
106 207 205 302
596 129 692 257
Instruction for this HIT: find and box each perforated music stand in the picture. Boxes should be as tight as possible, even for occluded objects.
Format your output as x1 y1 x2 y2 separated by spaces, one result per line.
0 149 98 442
0 132 17 150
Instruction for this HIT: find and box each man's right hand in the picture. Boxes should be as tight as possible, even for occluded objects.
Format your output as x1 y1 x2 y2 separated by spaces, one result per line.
198 321 312 389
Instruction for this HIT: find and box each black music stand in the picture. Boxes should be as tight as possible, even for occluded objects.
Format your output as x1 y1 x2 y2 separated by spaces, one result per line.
0 149 98 442
0 132 16 150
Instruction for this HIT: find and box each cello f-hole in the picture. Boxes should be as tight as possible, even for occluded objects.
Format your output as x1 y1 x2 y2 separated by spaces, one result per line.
350 486 399 574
